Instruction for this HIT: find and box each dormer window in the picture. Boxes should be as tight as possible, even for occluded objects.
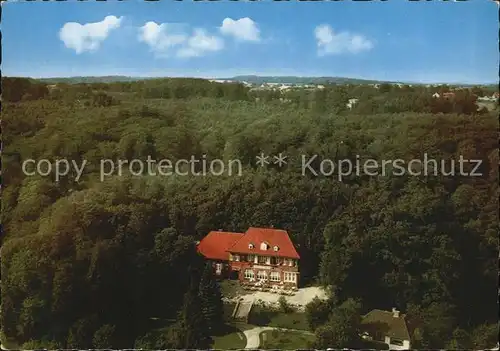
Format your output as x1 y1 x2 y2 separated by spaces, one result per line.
273 245 279 252
260 242 269 250
248 243 254 249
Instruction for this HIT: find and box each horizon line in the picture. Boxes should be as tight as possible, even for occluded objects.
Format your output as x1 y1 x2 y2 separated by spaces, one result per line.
4 74 497 86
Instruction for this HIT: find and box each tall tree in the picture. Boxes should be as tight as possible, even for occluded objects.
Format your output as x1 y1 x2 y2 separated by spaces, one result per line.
312 298 362 349
198 263 224 332
175 275 213 349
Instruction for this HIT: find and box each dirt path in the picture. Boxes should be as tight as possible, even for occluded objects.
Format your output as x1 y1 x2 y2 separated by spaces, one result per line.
243 327 275 349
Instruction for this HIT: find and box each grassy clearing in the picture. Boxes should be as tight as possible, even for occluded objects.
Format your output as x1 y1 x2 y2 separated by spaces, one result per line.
250 305 310 331
211 324 247 350
259 329 315 349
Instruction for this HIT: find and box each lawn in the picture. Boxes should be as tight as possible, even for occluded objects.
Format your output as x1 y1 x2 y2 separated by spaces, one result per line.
1 338 20 349
0 330 20 350
211 324 247 350
259 329 315 349
250 305 310 331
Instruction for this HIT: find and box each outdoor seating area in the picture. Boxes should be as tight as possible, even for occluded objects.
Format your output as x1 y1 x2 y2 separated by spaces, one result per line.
240 280 298 295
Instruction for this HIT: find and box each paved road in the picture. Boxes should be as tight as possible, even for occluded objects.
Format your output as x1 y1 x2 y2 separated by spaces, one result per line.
243 327 275 349
243 326 314 349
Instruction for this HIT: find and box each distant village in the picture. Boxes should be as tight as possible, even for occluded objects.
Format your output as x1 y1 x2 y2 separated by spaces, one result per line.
208 79 499 112
209 79 498 95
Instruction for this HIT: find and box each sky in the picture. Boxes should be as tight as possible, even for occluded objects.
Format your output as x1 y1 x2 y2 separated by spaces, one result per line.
1 0 499 84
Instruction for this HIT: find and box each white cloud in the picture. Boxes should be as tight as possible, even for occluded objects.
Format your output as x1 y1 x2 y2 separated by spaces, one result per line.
138 22 187 52
139 22 224 58
59 15 123 54
314 24 373 56
177 29 224 58
220 17 260 42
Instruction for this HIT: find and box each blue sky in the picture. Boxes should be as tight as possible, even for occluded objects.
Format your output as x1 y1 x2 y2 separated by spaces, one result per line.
2 0 498 84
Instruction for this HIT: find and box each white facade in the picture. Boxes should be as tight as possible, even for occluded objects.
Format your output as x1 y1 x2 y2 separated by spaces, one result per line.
215 263 223 274
383 336 411 350
347 98 359 109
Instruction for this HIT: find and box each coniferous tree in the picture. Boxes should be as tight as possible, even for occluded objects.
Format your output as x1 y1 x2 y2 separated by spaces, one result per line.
175 274 212 349
198 262 224 333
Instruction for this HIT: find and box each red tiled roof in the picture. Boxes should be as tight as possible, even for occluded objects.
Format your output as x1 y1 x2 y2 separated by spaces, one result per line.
197 231 244 260
228 227 300 259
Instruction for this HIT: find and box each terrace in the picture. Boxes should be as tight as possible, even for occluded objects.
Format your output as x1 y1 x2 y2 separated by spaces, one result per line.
240 280 298 295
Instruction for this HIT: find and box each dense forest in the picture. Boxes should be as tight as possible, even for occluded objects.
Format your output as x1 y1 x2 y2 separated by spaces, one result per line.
1 76 498 349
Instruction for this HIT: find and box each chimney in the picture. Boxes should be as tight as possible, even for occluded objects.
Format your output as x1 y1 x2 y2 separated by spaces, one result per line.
392 308 400 318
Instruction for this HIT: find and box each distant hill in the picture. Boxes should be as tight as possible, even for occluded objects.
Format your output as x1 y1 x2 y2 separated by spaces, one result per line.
11 75 496 88
38 76 147 84
33 75 393 85
224 75 395 85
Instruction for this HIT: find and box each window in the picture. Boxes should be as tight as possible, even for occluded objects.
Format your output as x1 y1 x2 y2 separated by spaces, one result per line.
273 246 279 251
234 254 240 262
215 263 222 274
270 257 278 265
240 255 247 262
259 256 267 264
260 242 268 250
248 243 254 249
284 272 296 283
270 272 280 282
244 270 254 279
257 271 267 280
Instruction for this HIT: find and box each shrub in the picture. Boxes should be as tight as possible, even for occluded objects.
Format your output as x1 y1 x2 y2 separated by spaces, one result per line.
278 296 293 313
305 296 333 331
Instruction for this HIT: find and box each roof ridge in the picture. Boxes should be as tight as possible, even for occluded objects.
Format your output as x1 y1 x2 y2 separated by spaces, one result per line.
227 230 249 251
366 309 407 319
208 230 245 234
362 309 411 341
225 227 299 259
248 226 287 231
